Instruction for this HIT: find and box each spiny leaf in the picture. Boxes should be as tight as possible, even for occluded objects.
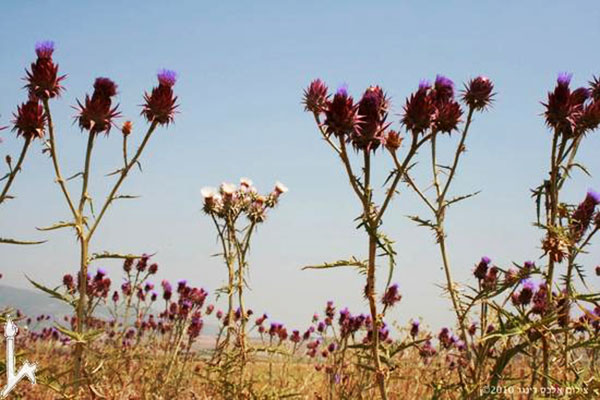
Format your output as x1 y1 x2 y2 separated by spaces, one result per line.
445 190 481 208
54 323 103 344
36 220 76 231
407 215 437 231
89 251 147 261
66 172 83 181
0 237 46 245
113 194 140 200
302 257 368 274
26 276 75 307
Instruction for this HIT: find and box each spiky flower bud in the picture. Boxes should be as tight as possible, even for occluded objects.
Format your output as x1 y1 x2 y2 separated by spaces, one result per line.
402 81 435 134
462 76 494 111
122 120 133 136
12 98 46 140
410 320 420 338
384 130 403 152
353 86 388 152
431 75 455 105
434 100 462 133
381 283 402 307
25 41 65 99
543 73 591 137
76 77 120 136
542 233 569 263
303 79 329 114
323 85 360 139
570 190 600 242
142 69 178 125
473 256 491 280
517 280 534 306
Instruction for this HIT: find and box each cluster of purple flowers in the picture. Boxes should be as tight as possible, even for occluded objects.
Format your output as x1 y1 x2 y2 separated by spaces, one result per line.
543 73 600 138
303 75 493 154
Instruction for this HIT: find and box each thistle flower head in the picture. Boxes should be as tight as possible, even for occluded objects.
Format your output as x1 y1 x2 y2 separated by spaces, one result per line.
558 72 572 86
142 69 178 125
323 85 360 138
410 320 420 337
12 98 46 140
353 85 389 152
122 120 133 136
517 279 535 306
462 76 494 111
76 77 120 136
402 81 435 134
381 283 402 307
35 41 55 58
434 100 462 133
590 76 600 102
303 79 329 113
273 181 288 196
157 69 177 87
25 40 65 99
542 73 598 137
432 75 455 104
473 256 491 280
570 189 600 242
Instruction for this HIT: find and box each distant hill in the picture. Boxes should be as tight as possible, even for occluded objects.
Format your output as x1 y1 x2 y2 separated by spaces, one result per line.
0 284 219 336
0 284 71 319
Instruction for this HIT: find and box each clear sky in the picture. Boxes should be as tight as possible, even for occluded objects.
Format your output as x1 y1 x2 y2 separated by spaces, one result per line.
1 1 600 332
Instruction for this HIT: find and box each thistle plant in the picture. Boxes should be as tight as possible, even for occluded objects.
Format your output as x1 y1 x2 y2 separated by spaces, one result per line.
303 80 445 399
396 75 494 393
16 40 178 391
534 73 600 385
201 178 287 393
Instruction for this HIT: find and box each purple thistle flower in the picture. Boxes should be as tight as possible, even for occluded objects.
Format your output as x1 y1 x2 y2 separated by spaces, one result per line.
381 284 402 307
157 69 177 87
473 256 491 280
418 79 431 90
433 74 455 104
35 41 55 58
558 72 573 86
336 83 348 97
410 320 420 338
570 189 600 242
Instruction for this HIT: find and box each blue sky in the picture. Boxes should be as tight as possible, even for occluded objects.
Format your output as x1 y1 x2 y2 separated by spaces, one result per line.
1 1 600 331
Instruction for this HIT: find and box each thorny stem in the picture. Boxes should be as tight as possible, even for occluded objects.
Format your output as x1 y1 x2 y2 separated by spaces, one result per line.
425 109 476 393
376 132 432 225
542 130 566 387
0 137 31 204
88 121 158 239
42 99 78 219
73 132 95 388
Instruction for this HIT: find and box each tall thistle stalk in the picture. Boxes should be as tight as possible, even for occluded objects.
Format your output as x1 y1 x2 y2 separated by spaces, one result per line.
400 76 494 393
202 179 286 390
303 80 442 399
20 41 178 390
